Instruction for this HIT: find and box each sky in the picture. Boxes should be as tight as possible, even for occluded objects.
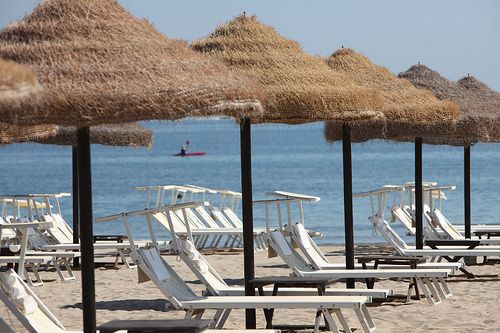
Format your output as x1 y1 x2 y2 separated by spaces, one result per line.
1 0 499 90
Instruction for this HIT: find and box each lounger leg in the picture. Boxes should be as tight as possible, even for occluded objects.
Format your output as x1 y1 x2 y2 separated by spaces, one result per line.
361 304 376 332
314 309 322 333
416 278 438 305
354 306 376 333
321 309 340 333
333 309 352 333
60 258 76 281
423 278 442 305
438 277 452 298
24 264 43 287
31 264 43 286
432 277 448 300
52 258 73 282
184 309 204 320
215 309 232 329
116 249 136 269
211 309 225 328
406 279 414 303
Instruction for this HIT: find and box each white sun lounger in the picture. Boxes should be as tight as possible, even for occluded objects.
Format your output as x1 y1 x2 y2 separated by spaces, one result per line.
0 269 82 333
161 203 392 300
1 194 153 269
358 185 500 252
431 209 500 245
96 205 377 333
264 191 324 238
290 223 463 272
137 247 376 333
152 202 266 251
267 230 451 306
137 185 271 250
1 269 272 333
0 221 77 284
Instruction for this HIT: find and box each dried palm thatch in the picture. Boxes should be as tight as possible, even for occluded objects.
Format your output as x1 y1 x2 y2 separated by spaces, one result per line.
0 0 264 127
191 15 383 124
394 64 499 145
34 123 153 148
323 48 459 143
0 58 56 144
457 75 500 143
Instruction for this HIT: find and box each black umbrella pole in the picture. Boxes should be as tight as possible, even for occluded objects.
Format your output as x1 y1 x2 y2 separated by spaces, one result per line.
342 124 355 288
72 146 80 267
240 117 256 329
464 146 471 239
77 127 96 333
415 137 423 249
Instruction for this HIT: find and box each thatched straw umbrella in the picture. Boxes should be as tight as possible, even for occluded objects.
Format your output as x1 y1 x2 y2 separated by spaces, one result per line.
192 15 385 298
0 1 263 331
34 123 153 261
192 15 383 124
323 49 459 250
35 123 153 148
456 75 500 142
0 58 57 144
324 49 460 143
398 65 500 238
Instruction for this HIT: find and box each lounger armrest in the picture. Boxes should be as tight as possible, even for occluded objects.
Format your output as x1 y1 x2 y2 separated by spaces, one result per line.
425 239 480 247
265 191 320 202
0 221 53 229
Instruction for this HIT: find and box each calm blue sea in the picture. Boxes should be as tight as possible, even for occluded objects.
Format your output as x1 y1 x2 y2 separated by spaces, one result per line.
1 119 499 245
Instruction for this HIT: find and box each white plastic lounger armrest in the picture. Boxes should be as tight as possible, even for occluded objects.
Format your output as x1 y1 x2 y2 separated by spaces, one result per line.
1 222 53 229
265 191 320 202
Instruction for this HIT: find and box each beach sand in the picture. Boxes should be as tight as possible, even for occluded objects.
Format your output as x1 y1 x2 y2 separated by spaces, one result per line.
2 244 499 332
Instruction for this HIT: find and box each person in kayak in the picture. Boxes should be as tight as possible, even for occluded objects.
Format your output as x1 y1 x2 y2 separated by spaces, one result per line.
179 144 187 155
179 140 190 155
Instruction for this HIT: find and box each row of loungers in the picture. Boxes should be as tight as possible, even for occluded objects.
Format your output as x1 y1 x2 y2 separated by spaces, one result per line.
3 184 496 332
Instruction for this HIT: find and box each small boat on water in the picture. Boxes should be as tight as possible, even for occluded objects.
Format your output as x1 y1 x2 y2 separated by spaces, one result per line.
173 151 207 157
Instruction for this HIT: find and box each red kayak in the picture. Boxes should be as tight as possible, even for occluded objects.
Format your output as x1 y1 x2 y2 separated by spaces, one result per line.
173 152 207 157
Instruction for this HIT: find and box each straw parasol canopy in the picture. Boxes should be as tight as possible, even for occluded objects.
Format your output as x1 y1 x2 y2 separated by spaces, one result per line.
0 0 264 127
191 15 384 124
33 123 153 148
457 75 500 143
0 58 56 144
323 48 459 143
394 64 498 146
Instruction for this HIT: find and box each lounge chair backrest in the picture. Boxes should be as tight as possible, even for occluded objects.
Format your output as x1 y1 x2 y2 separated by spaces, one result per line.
423 204 441 237
221 207 243 228
37 214 73 244
173 209 204 229
0 270 66 332
52 214 73 241
269 231 311 271
181 209 204 228
193 206 221 229
0 216 17 239
291 223 328 269
178 238 228 295
153 212 187 233
209 207 235 229
136 247 198 308
431 209 463 240
392 207 416 235
372 216 407 254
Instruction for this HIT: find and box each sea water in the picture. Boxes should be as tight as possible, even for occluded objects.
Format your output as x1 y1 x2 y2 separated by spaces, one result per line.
1 119 498 245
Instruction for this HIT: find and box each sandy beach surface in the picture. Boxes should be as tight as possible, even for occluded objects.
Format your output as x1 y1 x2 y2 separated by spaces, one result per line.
2 244 499 332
